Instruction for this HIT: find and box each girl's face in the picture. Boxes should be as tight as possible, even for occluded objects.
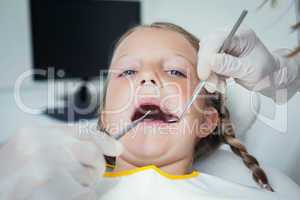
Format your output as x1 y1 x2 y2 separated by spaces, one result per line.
102 28 218 167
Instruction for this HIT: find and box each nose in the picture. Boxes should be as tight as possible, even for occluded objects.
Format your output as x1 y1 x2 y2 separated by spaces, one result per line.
140 79 157 85
138 68 163 88
139 71 162 87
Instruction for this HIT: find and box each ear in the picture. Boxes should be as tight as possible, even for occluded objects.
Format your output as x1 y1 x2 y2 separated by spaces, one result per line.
197 107 219 138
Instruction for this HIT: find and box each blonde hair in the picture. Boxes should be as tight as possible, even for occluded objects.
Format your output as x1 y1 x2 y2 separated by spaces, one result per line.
98 22 274 191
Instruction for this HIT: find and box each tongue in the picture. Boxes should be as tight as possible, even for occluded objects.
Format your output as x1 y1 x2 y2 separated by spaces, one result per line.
145 112 165 121
132 104 178 123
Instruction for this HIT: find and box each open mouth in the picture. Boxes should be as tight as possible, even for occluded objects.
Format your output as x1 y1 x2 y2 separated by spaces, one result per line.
131 104 178 123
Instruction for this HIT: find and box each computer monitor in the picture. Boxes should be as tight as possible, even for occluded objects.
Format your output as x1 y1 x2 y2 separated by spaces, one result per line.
29 0 141 122
30 0 141 80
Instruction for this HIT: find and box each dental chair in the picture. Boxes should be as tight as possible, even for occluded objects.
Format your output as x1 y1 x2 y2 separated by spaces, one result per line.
193 81 300 197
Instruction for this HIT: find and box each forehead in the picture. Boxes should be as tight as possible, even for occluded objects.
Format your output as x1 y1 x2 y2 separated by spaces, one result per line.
112 27 197 64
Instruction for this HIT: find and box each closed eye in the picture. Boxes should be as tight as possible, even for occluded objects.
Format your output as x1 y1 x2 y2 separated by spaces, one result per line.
166 69 187 78
118 69 137 77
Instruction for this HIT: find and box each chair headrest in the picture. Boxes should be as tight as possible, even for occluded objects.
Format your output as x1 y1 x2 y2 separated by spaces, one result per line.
225 81 261 138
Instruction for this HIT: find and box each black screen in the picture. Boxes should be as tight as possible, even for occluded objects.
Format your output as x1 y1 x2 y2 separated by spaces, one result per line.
30 0 141 80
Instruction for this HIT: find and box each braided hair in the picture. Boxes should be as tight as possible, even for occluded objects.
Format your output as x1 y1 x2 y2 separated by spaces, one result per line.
195 91 274 192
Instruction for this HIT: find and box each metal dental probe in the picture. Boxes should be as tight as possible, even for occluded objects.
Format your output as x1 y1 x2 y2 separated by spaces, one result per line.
167 9 248 123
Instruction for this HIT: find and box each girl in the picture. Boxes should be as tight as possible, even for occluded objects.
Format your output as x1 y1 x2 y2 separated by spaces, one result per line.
96 22 285 199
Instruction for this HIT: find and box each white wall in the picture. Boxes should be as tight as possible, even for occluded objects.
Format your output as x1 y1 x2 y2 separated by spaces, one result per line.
0 0 31 89
142 0 297 49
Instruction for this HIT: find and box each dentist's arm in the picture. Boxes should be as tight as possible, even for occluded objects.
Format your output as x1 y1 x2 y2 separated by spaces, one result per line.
197 27 300 104
0 126 122 200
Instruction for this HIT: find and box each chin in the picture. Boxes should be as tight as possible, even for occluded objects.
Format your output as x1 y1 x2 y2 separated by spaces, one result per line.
120 131 176 166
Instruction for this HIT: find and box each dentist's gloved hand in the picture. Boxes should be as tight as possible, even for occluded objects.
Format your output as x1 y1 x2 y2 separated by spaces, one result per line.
197 27 300 103
0 125 123 200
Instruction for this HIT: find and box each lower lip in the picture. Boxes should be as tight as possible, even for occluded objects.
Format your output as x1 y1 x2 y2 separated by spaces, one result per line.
140 119 172 126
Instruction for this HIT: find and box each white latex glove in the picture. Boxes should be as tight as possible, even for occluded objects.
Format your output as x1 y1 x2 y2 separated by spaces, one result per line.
197 27 300 103
0 125 122 200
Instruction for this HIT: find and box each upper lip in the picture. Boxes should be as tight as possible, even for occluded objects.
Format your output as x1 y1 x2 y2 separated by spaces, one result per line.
131 98 178 122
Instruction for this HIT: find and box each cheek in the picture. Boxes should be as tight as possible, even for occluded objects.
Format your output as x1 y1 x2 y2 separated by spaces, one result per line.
161 79 196 113
190 94 206 118
172 82 206 138
105 78 133 111
103 79 134 128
